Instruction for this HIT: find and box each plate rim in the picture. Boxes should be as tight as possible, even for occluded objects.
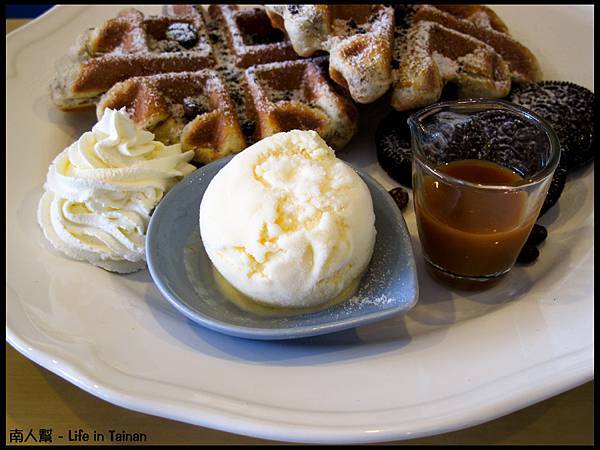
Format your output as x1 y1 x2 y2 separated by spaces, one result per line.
6 326 593 444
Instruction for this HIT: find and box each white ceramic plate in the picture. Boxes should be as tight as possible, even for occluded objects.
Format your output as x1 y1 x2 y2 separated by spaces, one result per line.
6 5 594 444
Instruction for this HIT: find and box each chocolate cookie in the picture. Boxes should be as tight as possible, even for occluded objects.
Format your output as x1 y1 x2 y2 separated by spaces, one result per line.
430 109 567 218
539 159 568 218
377 104 571 217
375 110 414 187
507 81 595 173
375 83 463 187
440 110 546 177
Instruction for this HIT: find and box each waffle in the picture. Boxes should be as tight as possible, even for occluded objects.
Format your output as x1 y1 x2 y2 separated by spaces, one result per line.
53 5 359 153
244 58 358 150
391 20 512 111
265 5 395 104
390 5 542 111
208 5 301 68
266 4 542 111
96 71 246 164
411 5 543 84
185 4 358 150
50 8 214 111
428 5 509 33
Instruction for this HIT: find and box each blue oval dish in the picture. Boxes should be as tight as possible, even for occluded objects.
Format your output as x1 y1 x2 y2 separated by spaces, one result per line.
146 156 418 340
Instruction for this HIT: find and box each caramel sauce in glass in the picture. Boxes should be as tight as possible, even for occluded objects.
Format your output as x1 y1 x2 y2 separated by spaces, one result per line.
415 159 537 281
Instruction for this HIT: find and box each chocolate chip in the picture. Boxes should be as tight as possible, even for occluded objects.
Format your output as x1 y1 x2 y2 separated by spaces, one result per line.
389 187 409 211
391 59 399 70
526 224 548 247
229 90 243 105
517 245 539 264
241 120 256 137
347 19 357 29
208 32 221 44
166 22 198 49
160 40 183 53
183 97 208 120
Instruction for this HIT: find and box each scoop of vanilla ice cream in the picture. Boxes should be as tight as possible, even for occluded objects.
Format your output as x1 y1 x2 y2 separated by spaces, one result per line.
200 130 376 308
38 108 195 273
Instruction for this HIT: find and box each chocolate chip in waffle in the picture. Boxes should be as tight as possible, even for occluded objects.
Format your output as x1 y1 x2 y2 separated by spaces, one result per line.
265 5 395 104
96 70 246 165
51 8 214 111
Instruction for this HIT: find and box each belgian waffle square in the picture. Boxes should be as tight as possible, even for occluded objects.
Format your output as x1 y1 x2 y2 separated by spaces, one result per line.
411 5 542 83
389 4 542 111
97 70 246 164
209 5 301 68
244 58 358 150
51 8 214 111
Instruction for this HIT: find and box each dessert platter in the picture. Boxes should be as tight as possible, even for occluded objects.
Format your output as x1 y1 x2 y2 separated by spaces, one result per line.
6 4 594 444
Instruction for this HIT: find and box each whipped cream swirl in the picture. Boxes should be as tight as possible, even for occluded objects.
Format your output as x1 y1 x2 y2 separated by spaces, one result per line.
38 108 195 273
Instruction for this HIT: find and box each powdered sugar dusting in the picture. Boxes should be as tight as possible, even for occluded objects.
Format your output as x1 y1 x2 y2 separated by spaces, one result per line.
244 57 358 149
331 230 408 317
267 5 395 103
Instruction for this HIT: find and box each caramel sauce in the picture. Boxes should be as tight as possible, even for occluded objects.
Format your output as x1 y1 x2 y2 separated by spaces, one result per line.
415 159 536 280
